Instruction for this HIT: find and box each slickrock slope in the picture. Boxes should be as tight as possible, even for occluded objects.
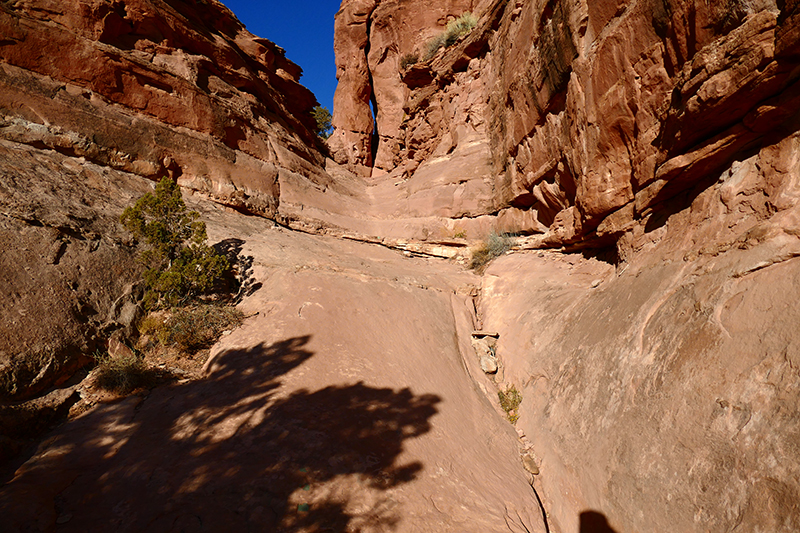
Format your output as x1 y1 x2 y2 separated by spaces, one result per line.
0 198 543 533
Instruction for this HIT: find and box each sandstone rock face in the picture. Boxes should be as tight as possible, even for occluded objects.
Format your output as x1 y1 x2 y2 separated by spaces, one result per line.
0 139 150 401
329 0 479 175
331 0 800 243
0 0 327 218
480 131 800 532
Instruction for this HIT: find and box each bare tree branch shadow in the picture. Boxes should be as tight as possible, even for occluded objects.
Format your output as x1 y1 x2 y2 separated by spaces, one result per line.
0 336 441 532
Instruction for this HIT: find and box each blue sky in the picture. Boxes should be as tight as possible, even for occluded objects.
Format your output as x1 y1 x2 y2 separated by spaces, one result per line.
221 0 340 111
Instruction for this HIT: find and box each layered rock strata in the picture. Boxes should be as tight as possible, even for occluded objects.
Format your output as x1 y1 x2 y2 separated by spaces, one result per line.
0 0 326 218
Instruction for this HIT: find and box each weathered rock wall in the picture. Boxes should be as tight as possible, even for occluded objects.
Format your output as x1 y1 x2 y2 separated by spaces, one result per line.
480 131 800 532
0 0 327 218
0 139 150 401
331 0 800 243
489 0 800 247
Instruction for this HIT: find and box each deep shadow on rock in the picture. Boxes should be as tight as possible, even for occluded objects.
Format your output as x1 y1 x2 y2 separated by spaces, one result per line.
0 386 81 464
579 510 619 533
0 335 441 532
212 237 262 303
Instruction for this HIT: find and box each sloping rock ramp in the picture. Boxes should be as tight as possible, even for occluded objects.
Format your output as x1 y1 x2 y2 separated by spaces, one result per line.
0 205 541 533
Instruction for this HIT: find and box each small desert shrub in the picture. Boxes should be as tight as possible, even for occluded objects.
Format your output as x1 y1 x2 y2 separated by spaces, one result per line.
423 12 478 60
93 350 153 394
121 177 229 309
469 232 513 271
148 305 244 352
498 385 522 424
400 52 419 70
444 12 478 46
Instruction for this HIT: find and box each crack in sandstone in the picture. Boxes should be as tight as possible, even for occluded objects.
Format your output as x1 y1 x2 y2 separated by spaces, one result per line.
731 250 800 278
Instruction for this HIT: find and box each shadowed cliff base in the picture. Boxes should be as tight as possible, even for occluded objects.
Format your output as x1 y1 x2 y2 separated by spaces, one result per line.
0 336 441 532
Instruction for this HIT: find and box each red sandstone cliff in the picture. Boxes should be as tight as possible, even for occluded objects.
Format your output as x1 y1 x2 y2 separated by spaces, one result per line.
331 0 800 246
327 0 481 176
0 0 326 217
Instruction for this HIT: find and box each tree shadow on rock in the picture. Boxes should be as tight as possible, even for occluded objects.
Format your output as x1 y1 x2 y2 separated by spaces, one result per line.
212 237 261 302
579 510 619 533
0 335 441 532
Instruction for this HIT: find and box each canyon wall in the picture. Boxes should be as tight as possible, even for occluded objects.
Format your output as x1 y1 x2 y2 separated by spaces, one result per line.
0 0 326 218
331 0 800 243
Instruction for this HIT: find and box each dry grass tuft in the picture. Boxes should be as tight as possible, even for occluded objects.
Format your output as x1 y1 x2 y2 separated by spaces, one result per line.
93 351 155 394
469 232 513 272
423 12 477 60
498 385 522 424
140 304 244 352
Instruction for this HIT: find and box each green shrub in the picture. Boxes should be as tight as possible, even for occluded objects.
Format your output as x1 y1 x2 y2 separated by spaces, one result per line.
423 12 477 60
498 385 522 424
469 232 513 271
400 52 420 70
121 178 229 308
93 350 154 394
149 304 244 352
444 12 478 46
423 34 447 61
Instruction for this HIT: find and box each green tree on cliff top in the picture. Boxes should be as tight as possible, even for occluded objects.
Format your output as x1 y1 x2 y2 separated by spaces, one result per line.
312 105 333 139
